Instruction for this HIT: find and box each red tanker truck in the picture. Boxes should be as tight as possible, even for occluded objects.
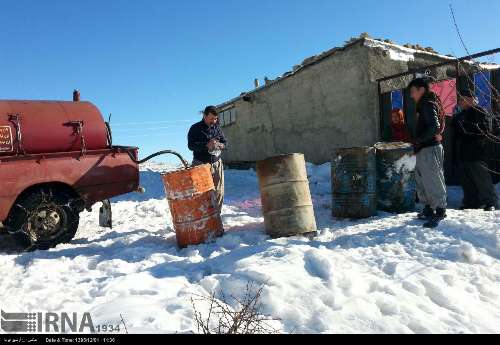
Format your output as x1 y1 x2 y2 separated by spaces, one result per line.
0 95 187 250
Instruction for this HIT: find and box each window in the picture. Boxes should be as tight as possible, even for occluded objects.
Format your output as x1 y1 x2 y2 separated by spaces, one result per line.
230 109 237 123
219 107 237 127
220 111 226 127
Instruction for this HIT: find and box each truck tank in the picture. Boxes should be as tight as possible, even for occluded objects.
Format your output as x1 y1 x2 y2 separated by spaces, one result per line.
0 100 108 155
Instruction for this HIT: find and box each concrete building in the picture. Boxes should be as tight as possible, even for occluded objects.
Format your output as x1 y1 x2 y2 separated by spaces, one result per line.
216 37 464 167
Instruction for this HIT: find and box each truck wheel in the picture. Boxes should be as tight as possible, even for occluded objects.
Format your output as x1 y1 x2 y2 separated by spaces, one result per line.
7 188 80 250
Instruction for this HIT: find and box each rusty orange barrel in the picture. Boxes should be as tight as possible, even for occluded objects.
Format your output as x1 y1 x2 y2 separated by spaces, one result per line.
162 164 224 248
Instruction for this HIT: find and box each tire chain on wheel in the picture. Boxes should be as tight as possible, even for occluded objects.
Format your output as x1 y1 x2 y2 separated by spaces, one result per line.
6 188 81 251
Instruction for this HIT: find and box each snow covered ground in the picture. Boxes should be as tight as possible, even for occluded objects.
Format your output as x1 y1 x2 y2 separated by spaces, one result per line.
0 162 499 334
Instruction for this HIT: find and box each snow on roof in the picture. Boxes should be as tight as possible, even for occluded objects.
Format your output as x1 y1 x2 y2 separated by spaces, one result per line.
469 61 500 70
363 38 455 62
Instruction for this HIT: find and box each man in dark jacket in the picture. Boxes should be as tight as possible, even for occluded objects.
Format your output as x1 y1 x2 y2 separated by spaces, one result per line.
188 106 228 212
408 78 448 228
452 89 498 211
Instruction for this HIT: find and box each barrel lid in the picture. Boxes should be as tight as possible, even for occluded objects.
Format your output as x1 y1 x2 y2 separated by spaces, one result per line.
257 153 304 163
374 142 413 151
161 163 210 177
332 146 375 154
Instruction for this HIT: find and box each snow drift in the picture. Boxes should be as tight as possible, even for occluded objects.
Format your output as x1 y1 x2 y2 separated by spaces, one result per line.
0 162 499 334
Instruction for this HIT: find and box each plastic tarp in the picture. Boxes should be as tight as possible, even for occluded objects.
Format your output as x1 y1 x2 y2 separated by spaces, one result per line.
391 90 403 110
474 71 492 111
430 79 457 116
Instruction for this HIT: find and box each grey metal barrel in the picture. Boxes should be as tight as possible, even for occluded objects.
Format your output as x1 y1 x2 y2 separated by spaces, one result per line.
374 142 416 213
256 153 317 238
331 147 377 219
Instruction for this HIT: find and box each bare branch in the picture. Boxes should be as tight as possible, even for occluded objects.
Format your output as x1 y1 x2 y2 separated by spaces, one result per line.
190 282 282 334
449 4 473 57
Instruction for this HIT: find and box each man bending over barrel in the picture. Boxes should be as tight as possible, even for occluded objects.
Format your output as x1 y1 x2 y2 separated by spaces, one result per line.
188 105 227 214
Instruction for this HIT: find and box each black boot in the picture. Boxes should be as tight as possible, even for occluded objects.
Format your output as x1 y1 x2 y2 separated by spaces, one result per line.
424 208 447 228
484 204 497 212
417 205 434 220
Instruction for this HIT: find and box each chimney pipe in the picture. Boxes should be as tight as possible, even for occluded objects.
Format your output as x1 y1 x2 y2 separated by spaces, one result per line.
73 89 80 102
254 78 260 88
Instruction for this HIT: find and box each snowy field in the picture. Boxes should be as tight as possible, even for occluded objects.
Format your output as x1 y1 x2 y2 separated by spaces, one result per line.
0 162 499 334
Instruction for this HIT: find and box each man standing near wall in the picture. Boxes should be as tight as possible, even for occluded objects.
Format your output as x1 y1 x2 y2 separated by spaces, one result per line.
188 106 227 214
452 89 499 211
408 78 448 228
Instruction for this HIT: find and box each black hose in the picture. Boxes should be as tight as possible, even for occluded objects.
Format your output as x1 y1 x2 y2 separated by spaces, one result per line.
115 146 190 168
135 150 190 167
105 122 113 147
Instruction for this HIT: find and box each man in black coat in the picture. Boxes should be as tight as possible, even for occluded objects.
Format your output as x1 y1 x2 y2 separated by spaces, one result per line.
452 90 499 211
408 78 448 228
188 106 228 213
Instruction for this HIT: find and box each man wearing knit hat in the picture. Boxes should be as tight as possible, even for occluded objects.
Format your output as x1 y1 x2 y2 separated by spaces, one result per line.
452 89 499 211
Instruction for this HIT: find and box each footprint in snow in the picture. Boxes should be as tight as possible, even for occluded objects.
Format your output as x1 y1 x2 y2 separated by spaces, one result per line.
303 250 333 281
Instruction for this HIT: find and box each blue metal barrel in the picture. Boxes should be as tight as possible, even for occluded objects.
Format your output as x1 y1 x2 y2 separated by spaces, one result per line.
331 147 377 218
374 142 416 213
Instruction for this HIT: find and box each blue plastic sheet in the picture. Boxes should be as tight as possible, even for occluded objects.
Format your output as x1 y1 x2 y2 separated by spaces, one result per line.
391 90 403 110
474 71 492 111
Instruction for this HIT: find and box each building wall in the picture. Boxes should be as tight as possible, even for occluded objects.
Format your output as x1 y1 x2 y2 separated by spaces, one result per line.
220 41 440 165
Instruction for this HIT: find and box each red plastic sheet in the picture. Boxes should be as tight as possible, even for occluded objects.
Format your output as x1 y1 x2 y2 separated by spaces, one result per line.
431 79 457 116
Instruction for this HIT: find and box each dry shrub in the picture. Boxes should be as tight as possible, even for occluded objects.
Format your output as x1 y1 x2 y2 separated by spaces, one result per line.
191 282 281 334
